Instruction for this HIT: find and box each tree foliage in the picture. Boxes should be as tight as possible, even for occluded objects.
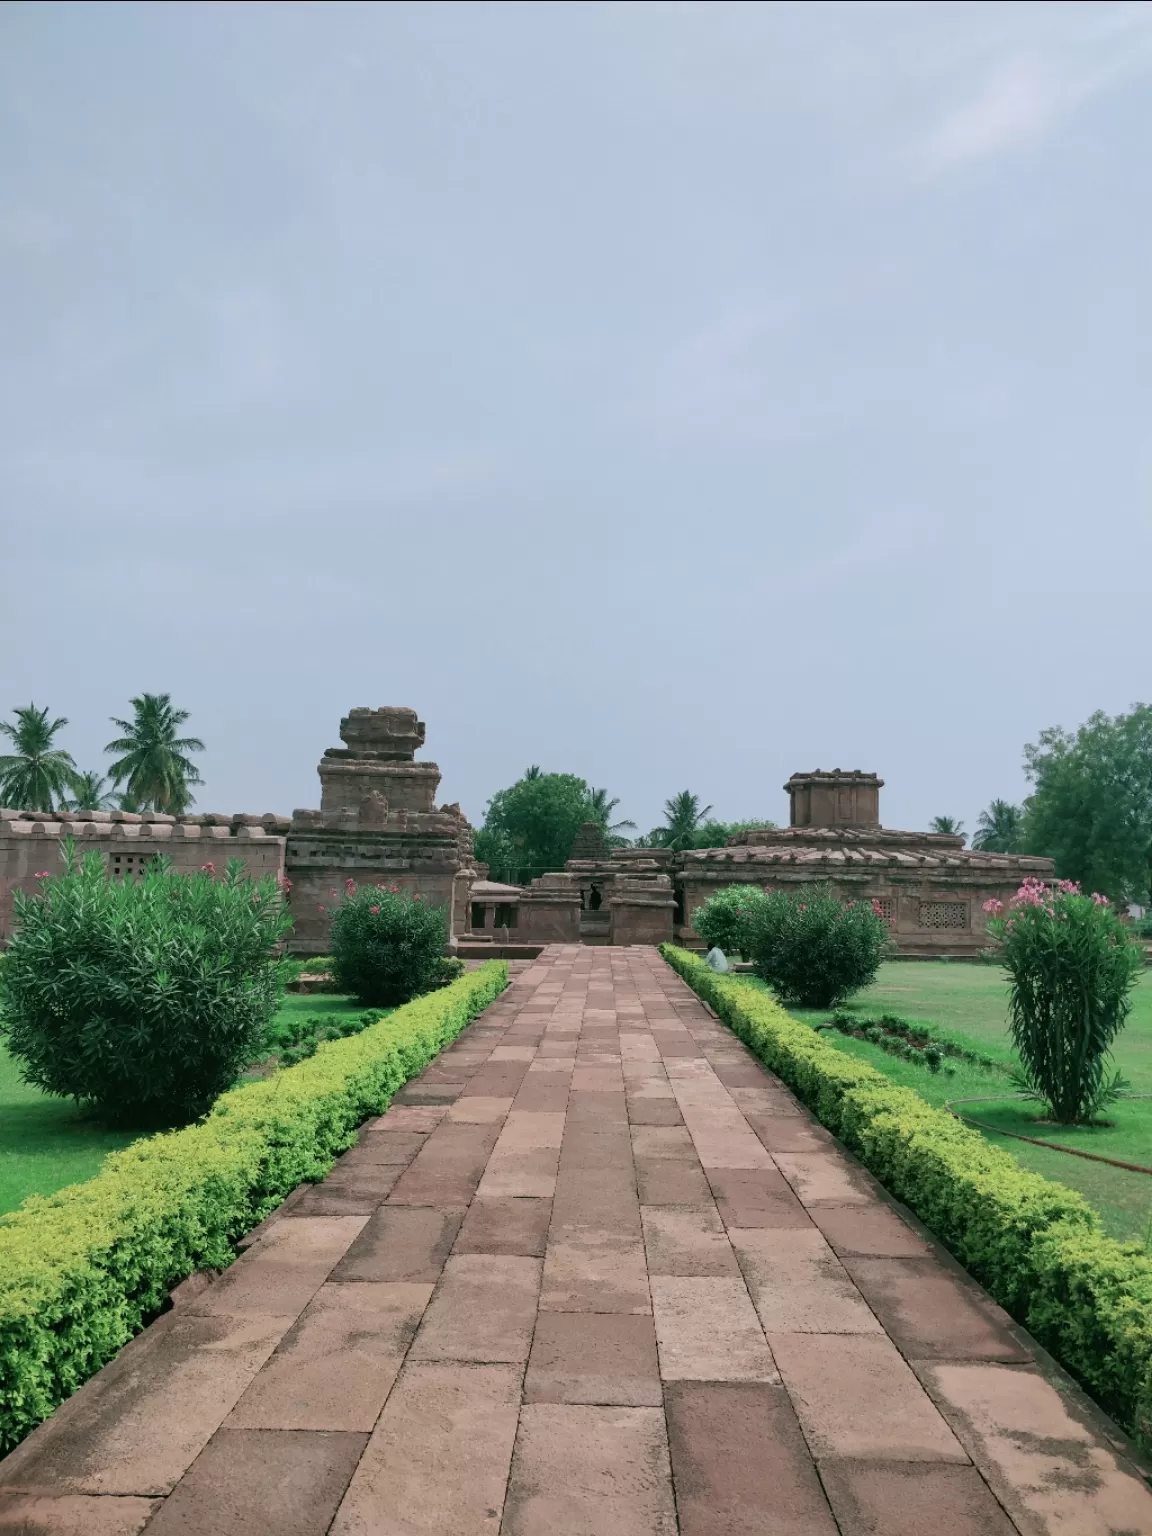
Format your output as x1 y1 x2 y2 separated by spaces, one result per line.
329 881 450 1007
1023 705 1152 904
582 786 635 846
0 705 79 812
105 693 204 814
63 771 118 812
972 799 1025 853
477 769 592 882
744 885 889 1008
0 849 291 1125
985 880 1143 1124
929 815 965 839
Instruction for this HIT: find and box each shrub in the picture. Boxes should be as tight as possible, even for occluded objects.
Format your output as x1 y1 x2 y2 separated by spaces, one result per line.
0 960 507 1453
264 1007 382 1067
660 945 1152 1450
691 884 769 957
744 885 888 1007
0 848 291 1126
984 879 1144 1124
329 881 448 1006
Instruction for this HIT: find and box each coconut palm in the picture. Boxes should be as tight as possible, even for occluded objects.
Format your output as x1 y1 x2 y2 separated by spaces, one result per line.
0 704 79 811
972 799 1025 853
105 694 205 814
929 815 965 839
63 770 118 811
583 786 636 845
656 790 714 851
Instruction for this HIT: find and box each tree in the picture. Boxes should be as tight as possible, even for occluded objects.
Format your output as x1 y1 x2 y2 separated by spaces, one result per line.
477 769 591 882
972 799 1025 853
582 786 636 847
0 704 79 811
693 817 777 849
1024 705 1152 905
654 791 714 852
64 770 118 812
105 694 205 814
929 816 965 839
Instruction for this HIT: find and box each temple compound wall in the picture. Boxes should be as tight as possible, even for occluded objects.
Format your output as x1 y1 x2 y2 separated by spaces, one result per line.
0 707 476 954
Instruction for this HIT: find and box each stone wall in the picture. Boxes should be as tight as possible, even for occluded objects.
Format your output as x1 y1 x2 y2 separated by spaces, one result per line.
0 811 287 946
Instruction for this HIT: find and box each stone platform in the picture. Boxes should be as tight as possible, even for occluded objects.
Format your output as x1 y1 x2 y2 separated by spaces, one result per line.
2 947 1150 1534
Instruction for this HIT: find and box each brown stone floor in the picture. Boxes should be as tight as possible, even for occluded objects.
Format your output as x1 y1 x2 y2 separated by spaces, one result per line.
3 946 1152 1535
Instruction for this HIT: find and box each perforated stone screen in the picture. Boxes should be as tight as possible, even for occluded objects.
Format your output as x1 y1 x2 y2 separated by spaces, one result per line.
918 901 968 929
871 898 894 920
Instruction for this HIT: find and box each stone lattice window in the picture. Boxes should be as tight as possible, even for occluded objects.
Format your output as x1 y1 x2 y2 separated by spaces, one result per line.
109 851 150 880
918 901 967 930
871 898 894 920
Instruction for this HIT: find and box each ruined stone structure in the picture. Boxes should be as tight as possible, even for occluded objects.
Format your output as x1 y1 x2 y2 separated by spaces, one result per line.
676 770 1056 957
0 707 476 955
0 810 288 945
286 708 475 955
0 738 1056 961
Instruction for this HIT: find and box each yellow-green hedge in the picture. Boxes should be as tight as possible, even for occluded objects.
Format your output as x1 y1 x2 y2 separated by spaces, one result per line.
0 961 507 1452
662 945 1152 1449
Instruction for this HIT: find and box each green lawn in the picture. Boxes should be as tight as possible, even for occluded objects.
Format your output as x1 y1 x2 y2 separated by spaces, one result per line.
753 961 1152 1244
0 990 373 1218
0 1047 137 1217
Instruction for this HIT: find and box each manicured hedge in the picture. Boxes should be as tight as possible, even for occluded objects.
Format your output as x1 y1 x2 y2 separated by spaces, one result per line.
0 960 507 1453
661 945 1152 1450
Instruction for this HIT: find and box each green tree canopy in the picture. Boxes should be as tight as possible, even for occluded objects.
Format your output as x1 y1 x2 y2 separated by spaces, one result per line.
972 799 1025 853
582 786 635 847
0 704 79 811
653 790 714 851
1024 704 1152 904
64 770 118 812
476 769 592 883
929 815 965 839
105 693 205 815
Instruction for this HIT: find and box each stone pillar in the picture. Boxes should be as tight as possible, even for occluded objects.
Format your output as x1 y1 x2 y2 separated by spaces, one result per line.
609 874 676 946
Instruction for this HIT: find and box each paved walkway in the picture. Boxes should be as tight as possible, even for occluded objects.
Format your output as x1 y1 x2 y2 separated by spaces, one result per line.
3 946 1152 1535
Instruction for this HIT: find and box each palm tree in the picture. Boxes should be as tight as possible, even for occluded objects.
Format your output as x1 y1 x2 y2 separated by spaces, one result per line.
523 765 543 781
105 694 205 814
583 786 636 846
657 790 714 852
63 770 118 811
972 799 1025 853
929 815 965 839
0 704 79 811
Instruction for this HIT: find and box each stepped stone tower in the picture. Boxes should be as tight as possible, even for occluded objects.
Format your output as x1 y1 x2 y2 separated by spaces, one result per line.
286 707 475 954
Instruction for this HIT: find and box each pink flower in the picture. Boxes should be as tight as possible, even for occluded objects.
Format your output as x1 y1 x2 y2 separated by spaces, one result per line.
370 905 380 914
33 870 51 879
1092 892 1110 906
318 904 326 912
413 893 421 901
391 885 399 894
345 878 356 893
200 862 216 874
982 898 1004 915
331 890 338 897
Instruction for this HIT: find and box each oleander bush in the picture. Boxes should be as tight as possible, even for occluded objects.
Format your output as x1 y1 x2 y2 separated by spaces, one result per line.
743 884 889 1008
329 881 448 1006
0 960 507 1454
985 879 1144 1125
661 943 1152 1450
691 884 768 957
0 847 292 1126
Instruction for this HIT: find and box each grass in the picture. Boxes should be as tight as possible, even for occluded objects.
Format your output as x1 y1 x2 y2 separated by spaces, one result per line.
0 989 376 1218
741 960 1152 1243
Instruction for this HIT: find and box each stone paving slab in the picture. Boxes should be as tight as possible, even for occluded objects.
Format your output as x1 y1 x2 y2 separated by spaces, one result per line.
5 944 1152 1534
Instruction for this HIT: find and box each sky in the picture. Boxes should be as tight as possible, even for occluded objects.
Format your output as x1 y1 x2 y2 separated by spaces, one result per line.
2 1 1150 838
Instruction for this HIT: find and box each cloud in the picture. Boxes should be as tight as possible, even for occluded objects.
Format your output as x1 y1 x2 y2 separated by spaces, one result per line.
916 2 1152 175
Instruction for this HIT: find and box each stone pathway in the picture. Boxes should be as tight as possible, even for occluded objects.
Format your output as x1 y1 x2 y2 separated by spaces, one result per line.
3 946 1152 1535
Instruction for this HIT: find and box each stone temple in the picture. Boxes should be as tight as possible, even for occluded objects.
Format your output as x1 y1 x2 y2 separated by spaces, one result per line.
0 712 1055 958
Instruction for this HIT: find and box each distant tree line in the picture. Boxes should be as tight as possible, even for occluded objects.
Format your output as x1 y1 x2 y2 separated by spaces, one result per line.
0 694 204 815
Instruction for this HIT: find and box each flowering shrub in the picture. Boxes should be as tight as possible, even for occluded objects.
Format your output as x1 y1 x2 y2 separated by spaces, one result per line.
329 880 449 1006
743 885 889 1008
984 879 1143 1125
0 846 291 1125
691 885 770 957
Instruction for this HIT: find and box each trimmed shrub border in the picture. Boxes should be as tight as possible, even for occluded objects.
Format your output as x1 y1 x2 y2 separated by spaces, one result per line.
0 960 507 1454
661 944 1152 1451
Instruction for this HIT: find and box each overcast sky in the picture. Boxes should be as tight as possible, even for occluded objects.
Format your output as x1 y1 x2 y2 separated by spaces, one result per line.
2 1 1150 836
